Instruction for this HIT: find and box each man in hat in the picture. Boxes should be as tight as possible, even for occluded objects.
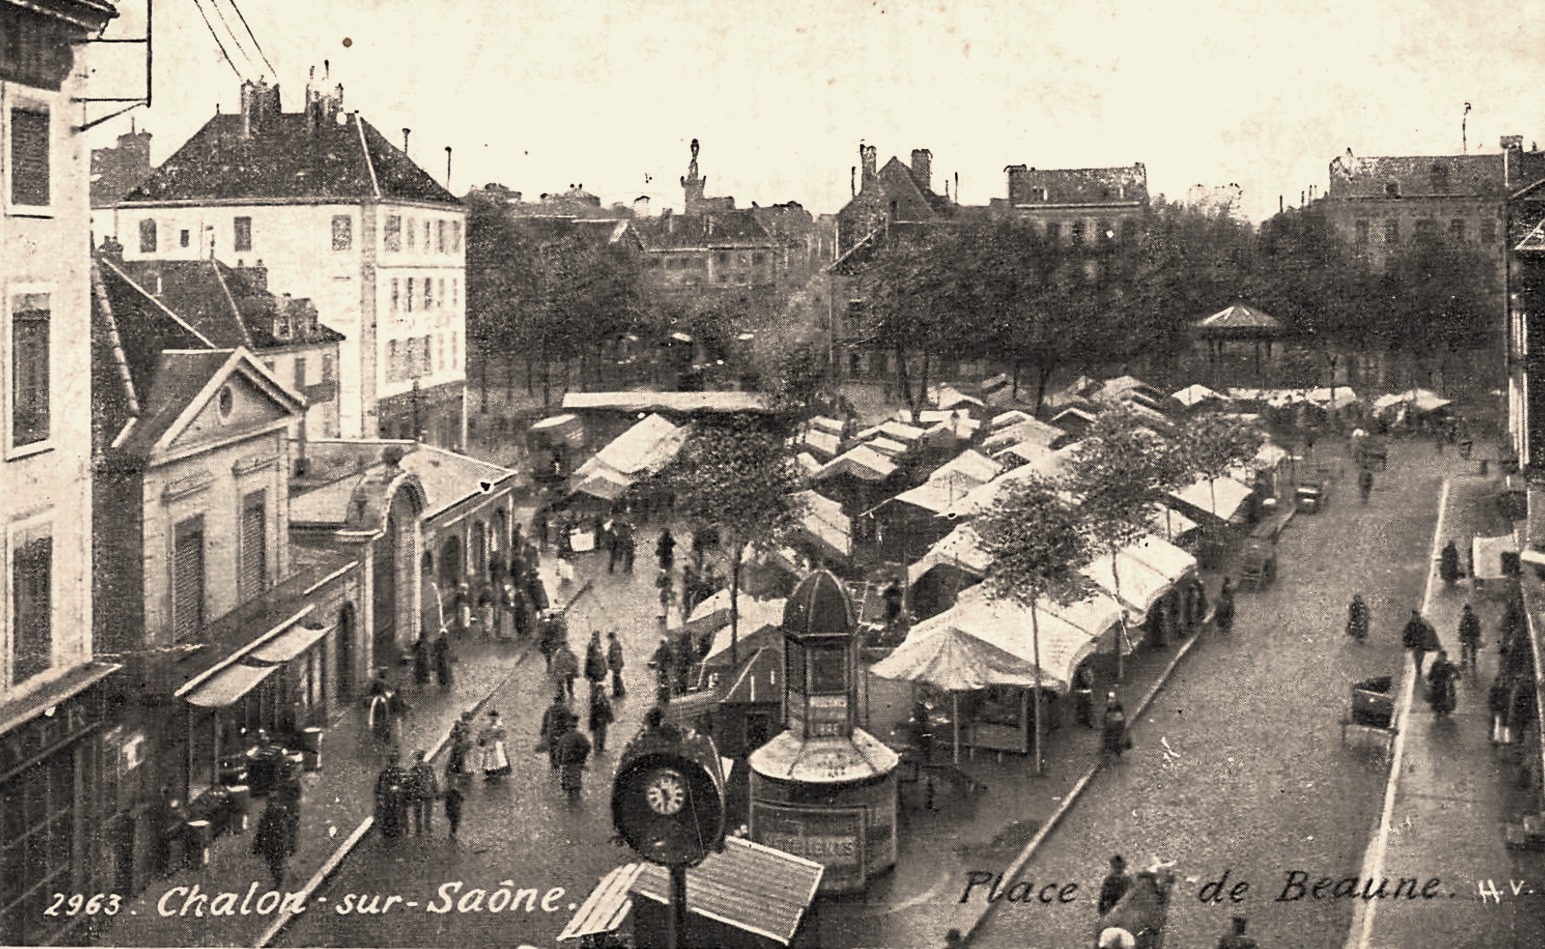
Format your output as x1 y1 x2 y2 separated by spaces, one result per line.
406 749 439 835
1098 854 1133 915
539 696 574 772
1403 609 1437 678
1216 915 1260 948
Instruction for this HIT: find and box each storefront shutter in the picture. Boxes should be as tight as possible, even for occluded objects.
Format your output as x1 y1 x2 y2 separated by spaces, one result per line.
240 492 266 599
173 518 204 642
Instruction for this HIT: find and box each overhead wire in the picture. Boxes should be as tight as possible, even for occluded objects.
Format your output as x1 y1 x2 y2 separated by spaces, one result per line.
189 0 245 80
223 0 279 78
204 0 262 77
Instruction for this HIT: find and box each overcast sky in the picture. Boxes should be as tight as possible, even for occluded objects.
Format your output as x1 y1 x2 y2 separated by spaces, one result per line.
86 0 1545 222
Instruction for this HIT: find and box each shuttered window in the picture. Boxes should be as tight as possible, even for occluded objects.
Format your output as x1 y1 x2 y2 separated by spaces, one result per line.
173 517 205 642
11 292 49 447
9 107 49 207
233 216 252 252
11 531 52 685
240 491 267 600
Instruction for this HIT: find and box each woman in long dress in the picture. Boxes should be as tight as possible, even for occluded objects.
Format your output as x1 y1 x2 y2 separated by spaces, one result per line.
478 710 511 779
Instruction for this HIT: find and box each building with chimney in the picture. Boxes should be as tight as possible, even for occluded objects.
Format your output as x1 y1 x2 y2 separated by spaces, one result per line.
834 144 952 257
0 1 123 943
89 120 151 225
990 162 1149 245
111 75 467 449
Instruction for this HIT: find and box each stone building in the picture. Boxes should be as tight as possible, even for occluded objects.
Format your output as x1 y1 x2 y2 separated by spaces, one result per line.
109 76 467 449
993 162 1149 248
0 2 121 943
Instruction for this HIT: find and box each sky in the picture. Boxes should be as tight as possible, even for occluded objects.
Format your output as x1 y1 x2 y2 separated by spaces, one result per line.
84 0 1545 222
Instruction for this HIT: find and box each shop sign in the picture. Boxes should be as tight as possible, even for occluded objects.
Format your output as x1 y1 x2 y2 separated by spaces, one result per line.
754 803 866 888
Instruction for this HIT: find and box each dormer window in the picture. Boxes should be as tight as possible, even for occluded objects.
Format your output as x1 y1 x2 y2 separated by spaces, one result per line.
1036 187 1049 202
1385 181 1401 198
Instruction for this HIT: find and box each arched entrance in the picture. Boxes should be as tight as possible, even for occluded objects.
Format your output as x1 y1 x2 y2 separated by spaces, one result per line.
438 535 464 591
371 489 421 671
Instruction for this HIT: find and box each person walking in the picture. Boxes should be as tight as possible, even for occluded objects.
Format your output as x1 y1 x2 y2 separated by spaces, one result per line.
1458 602 1482 670
412 629 432 688
1216 915 1261 949
1439 539 1462 586
1359 468 1374 504
556 726 593 804
539 696 574 772
433 627 454 689
606 630 627 698
656 568 676 620
478 710 511 779
1346 594 1370 643
252 796 295 888
374 751 410 841
584 631 608 700
605 519 621 574
620 522 637 574
1403 609 1437 678
1101 693 1129 759
1213 580 1236 635
1427 650 1460 717
406 749 439 836
649 636 675 704
446 711 474 782
1489 674 1514 745
551 639 579 701
443 782 464 841
588 688 615 755
656 529 676 573
1097 854 1133 916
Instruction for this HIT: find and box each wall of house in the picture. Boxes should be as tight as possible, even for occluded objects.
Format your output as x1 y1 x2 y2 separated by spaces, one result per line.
257 340 343 439
0 70 95 701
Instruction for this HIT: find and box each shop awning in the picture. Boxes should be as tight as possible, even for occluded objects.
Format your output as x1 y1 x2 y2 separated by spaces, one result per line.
793 490 851 560
184 662 279 709
908 524 993 586
1168 475 1254 522
249 623 333 664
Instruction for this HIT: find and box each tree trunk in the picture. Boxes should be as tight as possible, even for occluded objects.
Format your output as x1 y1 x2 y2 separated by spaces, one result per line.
1030 602 1044 776
524 351 533 396
1112 548 1127 681
894 342 914 415
914 353 931 424
478 345 489 413
1012 361 1022 398
1035 365 1053 416
729 552 742 668
541 344 552 411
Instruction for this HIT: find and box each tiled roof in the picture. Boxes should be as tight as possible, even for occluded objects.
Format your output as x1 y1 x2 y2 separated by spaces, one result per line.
110 258 344 350
289 441 517 525
115 350 244 458
632 209 775 249
1326 152 1505 200
1195 303 1283 332
122 111 458 206
1007 163 1149 206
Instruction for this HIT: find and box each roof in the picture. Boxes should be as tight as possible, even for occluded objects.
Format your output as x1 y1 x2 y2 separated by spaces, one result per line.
629 837 824 945
793 489 851 560
908 524 993 586
856 420 927 443
1326 151 1505 199
567 414 691 501
981 417 1063 453
1172 384 1231 407
1005 163 1150 207
631 209 776 250
783 569 855 636
749 729 900 784
562 391 772 415
1194 304 1283 333
122 106 458 206
109 258 342 351
1168 475 1256 522
812 446 897 482
16 0 116 32
288 441 517 525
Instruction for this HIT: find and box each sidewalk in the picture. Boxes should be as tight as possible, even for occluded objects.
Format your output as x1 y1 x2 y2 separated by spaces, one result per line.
99 638 533 948
1350 472 1545 949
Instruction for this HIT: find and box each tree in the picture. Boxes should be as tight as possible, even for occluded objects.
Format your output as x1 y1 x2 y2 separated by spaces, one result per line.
1066 407 1192 678
976 475 1097 774
1379 234 1496 390
464 195 538 410
664 415 805 666
1177 414 1264 526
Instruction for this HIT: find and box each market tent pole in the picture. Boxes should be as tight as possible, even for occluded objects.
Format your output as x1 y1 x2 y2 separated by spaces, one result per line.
953 692 960 765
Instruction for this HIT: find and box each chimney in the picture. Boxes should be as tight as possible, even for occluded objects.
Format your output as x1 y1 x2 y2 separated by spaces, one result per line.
240 80 255 139
445 146 453 189
850 165 856 198
402 128 411 156
911 149 932 192
860 143 877 186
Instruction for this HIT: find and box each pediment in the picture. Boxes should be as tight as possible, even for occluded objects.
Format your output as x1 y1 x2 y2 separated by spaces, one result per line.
158 355 303 455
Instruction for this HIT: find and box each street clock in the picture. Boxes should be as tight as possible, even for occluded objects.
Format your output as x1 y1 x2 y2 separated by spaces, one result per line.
612 720 726 867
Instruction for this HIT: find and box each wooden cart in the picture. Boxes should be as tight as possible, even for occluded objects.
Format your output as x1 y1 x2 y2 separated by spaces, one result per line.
1340 675 1398 759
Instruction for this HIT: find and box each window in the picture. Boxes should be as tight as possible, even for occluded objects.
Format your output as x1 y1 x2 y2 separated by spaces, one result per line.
173 516 205 642
1120 219 1138 243
1384 218 1399 245
233 216 253 253
716 252 729 265
11 529 51 684
438 278 445 310
388 340 401 382
407 218 416 250
1071 220 1086 246
322 354 336 383
425 278 433 311
1450 219 1467 241
452 220 462 252
1414 218 1436 239
451 331 458 369
1482 218 1497 244
385 215 402 252
451 278 458 309
139 218 157 253
406 278 415 312
1384 181 1401 198
422 335 432 375
437 220 447 253
391 278 400 313
332 215 353 251
1355 220 1370 246
293 357 307 390
240 491 267 600
753 253 766 265
424 221 432 250
1097 219 1113 243
437 333 446 371
11 291 49 449
179 229 190 248
404 338 419 378
8 106 50 209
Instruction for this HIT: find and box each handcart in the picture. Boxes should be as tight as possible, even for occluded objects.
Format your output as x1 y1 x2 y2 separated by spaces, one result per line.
1094 861 1176 948
1340 674 1398 759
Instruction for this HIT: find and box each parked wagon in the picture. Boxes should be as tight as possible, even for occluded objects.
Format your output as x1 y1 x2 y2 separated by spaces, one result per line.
1340 674 1398 758
1295 479 1328 514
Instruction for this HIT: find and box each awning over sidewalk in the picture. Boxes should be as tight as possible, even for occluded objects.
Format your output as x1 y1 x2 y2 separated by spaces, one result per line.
248 623 333 664
568 413 692 501
183 662 279 709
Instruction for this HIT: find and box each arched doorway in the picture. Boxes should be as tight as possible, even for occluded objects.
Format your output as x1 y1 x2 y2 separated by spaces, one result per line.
371 489 421 672
438 535 464 592
337 603 357 701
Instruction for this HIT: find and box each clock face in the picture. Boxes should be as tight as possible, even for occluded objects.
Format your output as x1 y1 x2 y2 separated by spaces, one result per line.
644 769 687 816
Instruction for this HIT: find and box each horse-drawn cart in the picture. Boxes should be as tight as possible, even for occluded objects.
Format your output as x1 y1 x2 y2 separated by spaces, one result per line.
1095 861 1177 948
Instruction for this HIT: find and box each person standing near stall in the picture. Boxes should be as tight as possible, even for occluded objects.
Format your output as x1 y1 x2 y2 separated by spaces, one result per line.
1102 693 1129 759
252 796 295 888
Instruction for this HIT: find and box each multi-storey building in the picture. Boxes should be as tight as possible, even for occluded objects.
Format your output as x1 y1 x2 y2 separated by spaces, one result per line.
110 77 467 449
990 161 1149 246
0 1 122 943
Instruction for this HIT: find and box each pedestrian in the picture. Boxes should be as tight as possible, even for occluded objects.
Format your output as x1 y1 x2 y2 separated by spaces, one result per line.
584 631 607 697
1403 609 1436 678
1216 915 1260 949
656 568 676 619
512 583 532 640
556 515 574 558
531 507 550 553
883 577 903 626
620 523 637 574
1439 539 1462 586
944 928 965 949
656 528 676 573
1346 594 1369 643
551 639 579 701
443 783 464 840
556 726 593 804
1458 602 1482 669
446 711 474 782
604 519 620 573
374 751 410 840
1101 693 1129 759
1097 854 1133 916
406 749 439 835
1213 581 1236 634
589 688 615 755
1489 674 1514 745
1359 468 1373 504
539 612 562 672
1426 649 1459 717
539 696 574 772
412 628 432 687
607 630 627 698
251 796 294 888
433 627 454 689
478 710 511 779
453 581 474 637
649 636 675 704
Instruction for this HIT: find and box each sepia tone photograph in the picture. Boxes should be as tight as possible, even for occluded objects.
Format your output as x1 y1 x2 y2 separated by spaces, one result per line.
4 1 1545 946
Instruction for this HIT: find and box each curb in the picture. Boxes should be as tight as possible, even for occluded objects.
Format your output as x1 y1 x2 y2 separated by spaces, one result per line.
253 647 531 948
963 624 1207 944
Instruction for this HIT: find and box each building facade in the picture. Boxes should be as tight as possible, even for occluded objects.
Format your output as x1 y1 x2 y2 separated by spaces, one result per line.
1 4 124 942
110 78 467 449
